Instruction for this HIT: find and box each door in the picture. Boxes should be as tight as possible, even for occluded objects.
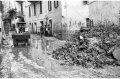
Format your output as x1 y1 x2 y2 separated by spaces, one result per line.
40 21 44 34
32 23 33 33
49 19 52 36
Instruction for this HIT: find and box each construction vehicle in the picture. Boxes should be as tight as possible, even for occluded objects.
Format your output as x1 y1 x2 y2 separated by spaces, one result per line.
11 1 31 47
12 21 30 46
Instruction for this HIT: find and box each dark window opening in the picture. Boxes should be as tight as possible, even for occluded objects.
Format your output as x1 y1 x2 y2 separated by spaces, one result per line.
40 21 44 26
48 1 52 11
40 1 42 14
32 23 33 33
86 18 90 27
54 1 59 8
34 3 36 16
29 7 31 17
83 1 88 5
21 3 23 15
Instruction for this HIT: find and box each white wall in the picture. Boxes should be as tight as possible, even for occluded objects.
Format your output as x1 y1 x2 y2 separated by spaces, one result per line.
24 1 62 34
89 1 120 26
61 0 89 27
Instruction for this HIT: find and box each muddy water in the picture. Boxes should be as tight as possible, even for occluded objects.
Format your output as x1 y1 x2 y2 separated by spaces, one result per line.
2 35 120 78
7 36 62 77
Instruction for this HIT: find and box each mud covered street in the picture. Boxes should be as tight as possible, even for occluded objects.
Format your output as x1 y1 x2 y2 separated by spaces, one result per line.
0 34 120 78
0 34 64 78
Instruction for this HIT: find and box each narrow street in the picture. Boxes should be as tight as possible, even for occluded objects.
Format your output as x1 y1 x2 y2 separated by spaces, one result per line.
0 33 66 78
1 34 120 78
1 0 120 78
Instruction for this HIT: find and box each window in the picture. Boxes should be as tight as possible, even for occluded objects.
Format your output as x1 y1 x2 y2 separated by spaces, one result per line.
40 21 44 26
40 21 44 33
83 1 88 5
54 1 59 8
86 18 90 27
34 3 36 16
40 1 42 14
48 1 52 11
29 7 31 17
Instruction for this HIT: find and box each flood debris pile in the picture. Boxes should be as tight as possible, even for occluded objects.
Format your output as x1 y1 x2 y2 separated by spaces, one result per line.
52 25 120 69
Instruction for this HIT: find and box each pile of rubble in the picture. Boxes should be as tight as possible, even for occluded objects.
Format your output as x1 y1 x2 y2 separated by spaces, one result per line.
52 26 120 69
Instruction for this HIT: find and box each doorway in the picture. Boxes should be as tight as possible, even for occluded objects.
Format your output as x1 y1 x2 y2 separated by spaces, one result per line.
49 19 52 36
32 23 33 33
40 21 44 35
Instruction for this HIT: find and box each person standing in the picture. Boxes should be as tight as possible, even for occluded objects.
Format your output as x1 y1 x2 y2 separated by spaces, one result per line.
40 26 44 38
45 26 48 36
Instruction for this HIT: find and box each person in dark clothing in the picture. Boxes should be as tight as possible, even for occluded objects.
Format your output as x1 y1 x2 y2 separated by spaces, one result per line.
40 26 44 38
45 26 49 36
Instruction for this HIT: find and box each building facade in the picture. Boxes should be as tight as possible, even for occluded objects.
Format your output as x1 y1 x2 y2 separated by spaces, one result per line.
89 1 120 26
62 0 89 29
1 0 27 34
25 1 62 37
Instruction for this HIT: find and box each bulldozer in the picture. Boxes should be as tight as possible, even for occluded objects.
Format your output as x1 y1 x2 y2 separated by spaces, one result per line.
12 21 30 47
